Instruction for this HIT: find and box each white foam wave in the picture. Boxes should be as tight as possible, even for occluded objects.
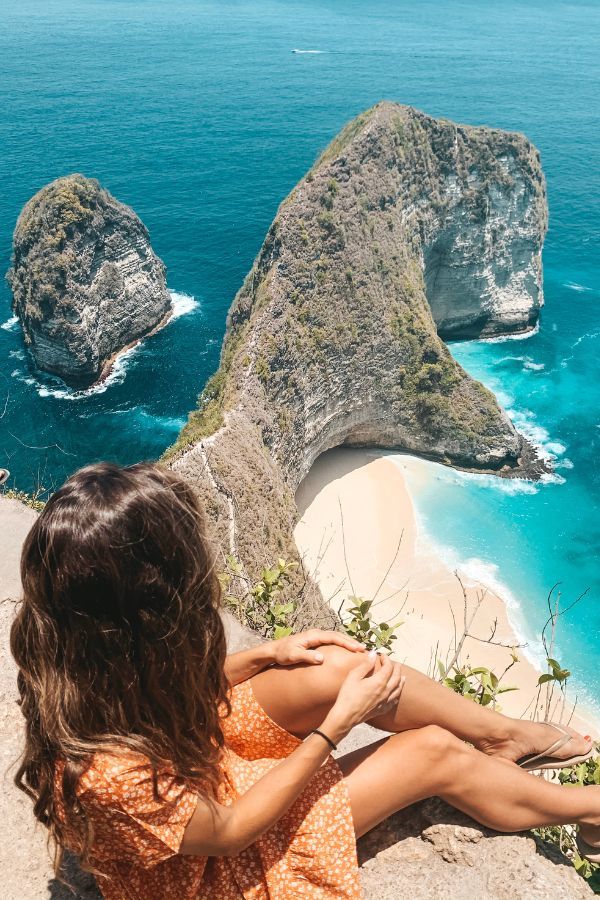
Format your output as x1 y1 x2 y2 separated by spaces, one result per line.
168 291 199 321
10 343 142 400
135 408 187 430
410 504 549 670
494 355 545 373
10 289 198 399
476 322 540 344
428 533 600 725
459 558 552 667
103 407 187 430
495 355 522 363
9 349 25 360
457 557 522 611
572 329 600 350
10 369 37 386
555 458 574 470
406 468 600 707
492 386 514 408
392 453 539 497
292 48 324 54
504 406 567 467
545 441 566 456
398 458 599 724
453 350 566 480
44 345 141 399
561 328 600 367
540 471 566 485
441 553 600 724
441 467 539 495
408 507 544 666
1 315 18 332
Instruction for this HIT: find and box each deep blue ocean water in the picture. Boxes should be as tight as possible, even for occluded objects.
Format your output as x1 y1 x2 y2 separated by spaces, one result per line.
1 1 598 704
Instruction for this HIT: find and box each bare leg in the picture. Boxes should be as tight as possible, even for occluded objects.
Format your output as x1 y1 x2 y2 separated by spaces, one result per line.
336 726 600 838
251 646 592 763
370 660 590 763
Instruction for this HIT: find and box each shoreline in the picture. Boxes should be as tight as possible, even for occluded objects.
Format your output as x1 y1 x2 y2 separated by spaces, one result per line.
91 289 198 390
17 290 198 401
294 447 600 737
94 304 174 387
93 289 191 388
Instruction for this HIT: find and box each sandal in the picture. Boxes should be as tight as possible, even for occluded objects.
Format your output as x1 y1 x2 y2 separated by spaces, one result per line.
518 723 595 772
577 830 600 863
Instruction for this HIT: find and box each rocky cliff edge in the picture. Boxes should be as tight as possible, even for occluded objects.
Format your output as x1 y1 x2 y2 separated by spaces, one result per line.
0 508 590 898
165 101 548 589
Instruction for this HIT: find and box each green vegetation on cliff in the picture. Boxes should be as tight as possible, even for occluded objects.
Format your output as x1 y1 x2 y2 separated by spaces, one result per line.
9 175 104 323
165 101 547 611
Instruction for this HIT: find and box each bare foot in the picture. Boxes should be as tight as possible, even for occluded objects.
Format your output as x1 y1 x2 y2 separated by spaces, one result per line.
477 721 594 766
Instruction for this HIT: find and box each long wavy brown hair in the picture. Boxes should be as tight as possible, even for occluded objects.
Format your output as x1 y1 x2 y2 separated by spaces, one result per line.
10 461 230 875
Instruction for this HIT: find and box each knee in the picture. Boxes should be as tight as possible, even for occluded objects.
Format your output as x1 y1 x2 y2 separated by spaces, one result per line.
407 724 463 762
386 726 471 794
315 644 364 677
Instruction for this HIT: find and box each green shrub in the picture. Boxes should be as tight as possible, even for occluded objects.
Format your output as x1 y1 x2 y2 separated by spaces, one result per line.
438 662 518 710
317 211 335 233
342 597 403 652
1 487 46 511
255 355 271 383
220 556 298 638
535 755 600 892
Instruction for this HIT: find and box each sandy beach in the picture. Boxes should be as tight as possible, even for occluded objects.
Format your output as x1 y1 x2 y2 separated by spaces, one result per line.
294 448 599 736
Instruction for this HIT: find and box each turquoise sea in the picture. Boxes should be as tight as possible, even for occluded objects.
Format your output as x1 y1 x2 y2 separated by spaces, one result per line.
0 1 598 705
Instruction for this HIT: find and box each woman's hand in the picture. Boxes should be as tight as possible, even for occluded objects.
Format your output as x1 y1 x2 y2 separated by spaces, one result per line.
270 629 366 667
224 631 364 687
325 651 405 736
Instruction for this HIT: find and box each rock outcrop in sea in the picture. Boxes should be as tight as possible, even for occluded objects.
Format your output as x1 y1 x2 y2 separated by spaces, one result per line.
8 174 171 388
165 102 548 591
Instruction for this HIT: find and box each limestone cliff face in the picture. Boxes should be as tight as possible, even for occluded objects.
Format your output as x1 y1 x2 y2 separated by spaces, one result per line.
421 137 546 339
166 102 548 589
8 174 171 388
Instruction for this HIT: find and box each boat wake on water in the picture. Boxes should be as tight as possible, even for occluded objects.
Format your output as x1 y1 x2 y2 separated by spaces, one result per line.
564 281 594 293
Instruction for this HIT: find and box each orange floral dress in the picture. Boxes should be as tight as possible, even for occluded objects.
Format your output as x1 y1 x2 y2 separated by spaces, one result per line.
57 680 362 899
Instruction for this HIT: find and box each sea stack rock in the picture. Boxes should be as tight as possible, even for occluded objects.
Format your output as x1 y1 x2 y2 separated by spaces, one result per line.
165 102 548 585
8 174 171 388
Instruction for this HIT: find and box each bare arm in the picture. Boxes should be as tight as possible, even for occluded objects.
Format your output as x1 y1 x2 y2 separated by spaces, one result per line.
224 644 273 686
224 629 366 687
180 653 403 857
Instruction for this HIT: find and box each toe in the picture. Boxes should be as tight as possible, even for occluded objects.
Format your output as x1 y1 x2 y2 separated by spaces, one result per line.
557 725 594 759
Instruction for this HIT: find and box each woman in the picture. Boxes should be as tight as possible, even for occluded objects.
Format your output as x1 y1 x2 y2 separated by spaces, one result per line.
11 461 600 899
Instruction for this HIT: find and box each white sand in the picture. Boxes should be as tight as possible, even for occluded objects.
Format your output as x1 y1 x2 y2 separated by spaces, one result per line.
294 448 599 736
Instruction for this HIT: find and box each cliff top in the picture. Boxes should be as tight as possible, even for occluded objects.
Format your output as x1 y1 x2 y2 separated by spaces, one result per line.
310 102 545 213
166 101 546 469
15 174 109 245
9 174 149 325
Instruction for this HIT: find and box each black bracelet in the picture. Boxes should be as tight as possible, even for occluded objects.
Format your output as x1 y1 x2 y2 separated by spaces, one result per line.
310 728 337 752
